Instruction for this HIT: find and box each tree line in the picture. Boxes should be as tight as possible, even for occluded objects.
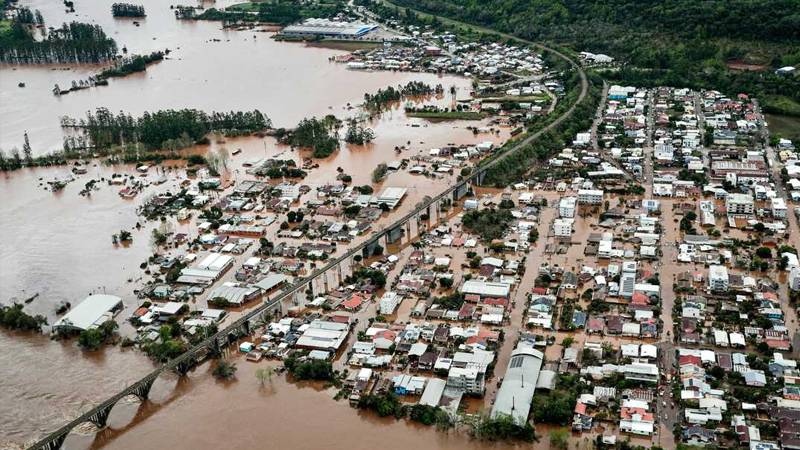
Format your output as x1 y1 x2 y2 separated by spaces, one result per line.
0 304 47 332
363 81 443 113
61 108 272 151
111 3 146 17
481 72 603 186
181 0 346 25
0 17 118 64
97 51 164 80
13 6 44 25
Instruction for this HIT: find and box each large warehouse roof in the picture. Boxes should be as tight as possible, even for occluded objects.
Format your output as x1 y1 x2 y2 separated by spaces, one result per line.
490 344 544 425
282 19 378 37
53 294 123 331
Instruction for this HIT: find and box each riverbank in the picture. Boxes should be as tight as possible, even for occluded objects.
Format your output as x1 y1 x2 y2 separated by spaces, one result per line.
406 111 485 121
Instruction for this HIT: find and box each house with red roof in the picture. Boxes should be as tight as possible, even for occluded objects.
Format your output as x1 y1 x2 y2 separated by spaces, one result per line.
342 294 366 311
620 406 655 435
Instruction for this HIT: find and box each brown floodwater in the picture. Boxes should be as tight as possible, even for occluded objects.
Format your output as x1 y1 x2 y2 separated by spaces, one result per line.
0 0 514 447
1 0 477 153
60 357 563 450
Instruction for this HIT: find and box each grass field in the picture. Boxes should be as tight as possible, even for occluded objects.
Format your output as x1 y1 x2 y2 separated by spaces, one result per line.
766 113 800 142
406 111 486 120
764 95 800 117
227 2 265 12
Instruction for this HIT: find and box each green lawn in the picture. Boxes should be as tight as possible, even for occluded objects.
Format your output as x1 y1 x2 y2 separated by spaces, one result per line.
227 2 263 12
406 111 486 120
764 95 800 117
767 113 800 142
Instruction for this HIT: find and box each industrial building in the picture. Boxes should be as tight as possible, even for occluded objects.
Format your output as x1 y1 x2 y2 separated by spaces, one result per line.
281 19 378 39
490 344 544 424
460 280 511 299
295 319 350 352
371 187 407 209
53 294 123 332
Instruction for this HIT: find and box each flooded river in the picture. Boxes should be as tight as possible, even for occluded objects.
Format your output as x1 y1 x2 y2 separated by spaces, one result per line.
1 0 474 153
0 0 513 447
60 358 567 450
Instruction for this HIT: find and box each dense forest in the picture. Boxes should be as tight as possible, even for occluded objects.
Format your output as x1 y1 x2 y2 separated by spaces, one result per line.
111 3 146 18
61 108 271 151
0 7 118 64
179 0 346 25
371 0 800 115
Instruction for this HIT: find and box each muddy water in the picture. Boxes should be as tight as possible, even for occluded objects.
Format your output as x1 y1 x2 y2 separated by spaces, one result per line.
1 0 474 153
0 164 191 447
0 331 153 448
0 0 517 447
58 358 558 450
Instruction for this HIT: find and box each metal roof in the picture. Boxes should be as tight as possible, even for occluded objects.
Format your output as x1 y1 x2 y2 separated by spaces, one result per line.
53 294 122 331
490 344 543 424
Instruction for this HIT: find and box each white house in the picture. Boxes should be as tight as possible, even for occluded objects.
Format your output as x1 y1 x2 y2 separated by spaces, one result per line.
725 193 754 216
578 189 604 205
559 196 577 218
553 218 574 237
709 265 729 292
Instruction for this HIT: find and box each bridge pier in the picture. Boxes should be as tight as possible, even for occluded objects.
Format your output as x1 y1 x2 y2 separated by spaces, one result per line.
88 403 114 429
363 239 381 258
38 431 68 450
385 225 403 245
209 335 223 358
473 169 486 186
292 289 305 306
175 359 193 376
132 376 157 401
452 182 466 202
312 275 325 296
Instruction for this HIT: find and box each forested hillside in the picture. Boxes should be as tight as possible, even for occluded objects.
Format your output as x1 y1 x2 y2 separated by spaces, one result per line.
385 0 800 115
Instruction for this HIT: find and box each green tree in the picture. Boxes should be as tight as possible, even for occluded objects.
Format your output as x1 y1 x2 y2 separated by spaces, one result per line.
549 429 569 450
213 360 238 380
255 367 274 385
372 163 388 183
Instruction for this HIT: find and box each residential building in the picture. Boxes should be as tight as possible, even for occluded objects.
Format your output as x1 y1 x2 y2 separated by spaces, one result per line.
559 196 577 218
553 218 574 237
577 189 604 205
772 197 788 218
623 362 659 383
620 406 655 435
791 267 800 291
709 265 729 292
725 193 755 216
